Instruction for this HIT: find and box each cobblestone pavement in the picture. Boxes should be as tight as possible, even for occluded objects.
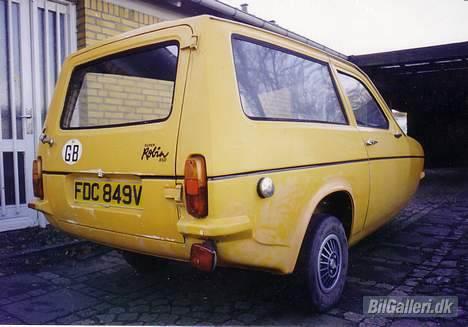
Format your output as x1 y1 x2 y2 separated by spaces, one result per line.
0 169 467 326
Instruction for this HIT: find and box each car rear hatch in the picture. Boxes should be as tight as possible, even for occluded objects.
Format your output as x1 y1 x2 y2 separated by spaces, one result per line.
39 25 194 244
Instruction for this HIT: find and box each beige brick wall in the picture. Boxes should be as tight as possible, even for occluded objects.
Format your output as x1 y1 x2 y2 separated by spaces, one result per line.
73 73 173 127
73 0 175 127
77 0 162 49
258 88 294 119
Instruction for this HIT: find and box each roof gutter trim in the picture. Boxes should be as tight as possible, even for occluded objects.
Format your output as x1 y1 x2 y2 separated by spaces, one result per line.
189 0 347 60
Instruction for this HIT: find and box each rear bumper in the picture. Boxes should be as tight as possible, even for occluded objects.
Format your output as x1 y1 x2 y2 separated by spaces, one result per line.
28 199 52 215
30 198 291 274
176 215 251 237
57 219 192 261
30 198 252 238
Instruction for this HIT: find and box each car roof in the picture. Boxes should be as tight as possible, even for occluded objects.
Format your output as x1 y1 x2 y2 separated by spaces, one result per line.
69 14 362 75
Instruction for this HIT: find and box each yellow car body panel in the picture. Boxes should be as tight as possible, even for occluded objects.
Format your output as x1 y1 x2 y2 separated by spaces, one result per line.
31 15 424 274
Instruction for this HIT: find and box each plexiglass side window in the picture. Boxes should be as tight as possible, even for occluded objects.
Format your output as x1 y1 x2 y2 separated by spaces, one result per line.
232 37 347 124
337 72 389 129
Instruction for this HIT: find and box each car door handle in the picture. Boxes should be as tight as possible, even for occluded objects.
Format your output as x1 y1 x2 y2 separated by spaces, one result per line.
19 114 32 119
394 132 403 139
365 139 378 146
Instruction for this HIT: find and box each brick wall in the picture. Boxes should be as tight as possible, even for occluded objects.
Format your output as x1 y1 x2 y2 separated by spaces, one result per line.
73 73 173 127
77 0 162 49
257 88 293 118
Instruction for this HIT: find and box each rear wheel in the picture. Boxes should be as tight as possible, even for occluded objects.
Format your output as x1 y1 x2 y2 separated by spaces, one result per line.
120 251 168 273
300 214 348 312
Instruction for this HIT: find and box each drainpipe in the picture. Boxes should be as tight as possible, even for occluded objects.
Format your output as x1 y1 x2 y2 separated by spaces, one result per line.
188 0 347 60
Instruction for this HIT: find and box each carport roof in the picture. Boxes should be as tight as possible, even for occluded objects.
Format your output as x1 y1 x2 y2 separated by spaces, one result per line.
349 41 468 75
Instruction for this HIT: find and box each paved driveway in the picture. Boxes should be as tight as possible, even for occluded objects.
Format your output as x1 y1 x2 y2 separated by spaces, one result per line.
0 169 467 326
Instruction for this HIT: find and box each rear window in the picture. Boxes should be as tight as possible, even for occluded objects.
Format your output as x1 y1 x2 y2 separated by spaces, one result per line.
61 42 179 129
232 37 347 124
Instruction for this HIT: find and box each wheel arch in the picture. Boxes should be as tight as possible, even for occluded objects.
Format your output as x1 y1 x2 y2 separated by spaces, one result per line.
287 180 355 273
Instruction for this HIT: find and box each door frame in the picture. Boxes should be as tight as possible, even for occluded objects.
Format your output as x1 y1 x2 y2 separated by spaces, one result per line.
0 0 35 231
0 0 76 232
30 0 77 145
30 0 77 227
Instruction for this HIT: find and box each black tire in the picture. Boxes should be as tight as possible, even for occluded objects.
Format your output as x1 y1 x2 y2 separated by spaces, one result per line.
299 214 348 312
120 251 168 274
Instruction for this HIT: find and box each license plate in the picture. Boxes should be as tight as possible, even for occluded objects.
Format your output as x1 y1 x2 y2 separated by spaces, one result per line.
74 180 143 208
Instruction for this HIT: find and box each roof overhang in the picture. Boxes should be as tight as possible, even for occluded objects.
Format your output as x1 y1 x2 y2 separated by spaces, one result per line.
349 41 468 76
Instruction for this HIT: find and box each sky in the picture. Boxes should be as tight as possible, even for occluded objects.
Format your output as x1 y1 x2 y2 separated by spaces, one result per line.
221 0 468 55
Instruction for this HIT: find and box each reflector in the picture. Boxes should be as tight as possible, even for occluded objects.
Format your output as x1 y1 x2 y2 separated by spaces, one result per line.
190 241 217 272
32 157 43 199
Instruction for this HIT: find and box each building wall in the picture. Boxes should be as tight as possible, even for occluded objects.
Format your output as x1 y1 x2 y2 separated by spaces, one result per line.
409 111 468 168
77 0 174 49
405 69 468 168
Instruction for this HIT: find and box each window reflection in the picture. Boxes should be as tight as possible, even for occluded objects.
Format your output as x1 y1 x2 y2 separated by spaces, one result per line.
337 73 389 129
232 38 347 124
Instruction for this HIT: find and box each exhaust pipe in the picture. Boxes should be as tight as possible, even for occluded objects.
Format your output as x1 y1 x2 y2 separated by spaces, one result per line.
190 241 217 272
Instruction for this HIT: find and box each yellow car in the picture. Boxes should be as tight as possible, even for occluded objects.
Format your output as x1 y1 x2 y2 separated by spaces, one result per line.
29 15 424 311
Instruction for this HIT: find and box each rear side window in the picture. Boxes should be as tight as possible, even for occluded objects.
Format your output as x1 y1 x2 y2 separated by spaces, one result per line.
232 37 347 124
337 73 389 129
61 42 178 129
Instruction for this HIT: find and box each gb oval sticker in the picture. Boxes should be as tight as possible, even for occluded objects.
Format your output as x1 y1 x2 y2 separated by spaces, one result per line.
62 139 82 165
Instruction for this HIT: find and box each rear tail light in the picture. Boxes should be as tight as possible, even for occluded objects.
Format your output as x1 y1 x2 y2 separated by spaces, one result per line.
32 157 43 199
184 155 208 218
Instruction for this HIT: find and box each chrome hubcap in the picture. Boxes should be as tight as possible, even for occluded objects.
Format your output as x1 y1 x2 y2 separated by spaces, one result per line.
317 234 342 292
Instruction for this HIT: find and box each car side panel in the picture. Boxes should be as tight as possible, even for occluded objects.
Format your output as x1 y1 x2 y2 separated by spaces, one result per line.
175 19 371 273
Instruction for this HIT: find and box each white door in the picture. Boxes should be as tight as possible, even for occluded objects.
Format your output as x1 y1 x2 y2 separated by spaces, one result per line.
0 0 75 232
0 0 35 231
31 0 76 141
